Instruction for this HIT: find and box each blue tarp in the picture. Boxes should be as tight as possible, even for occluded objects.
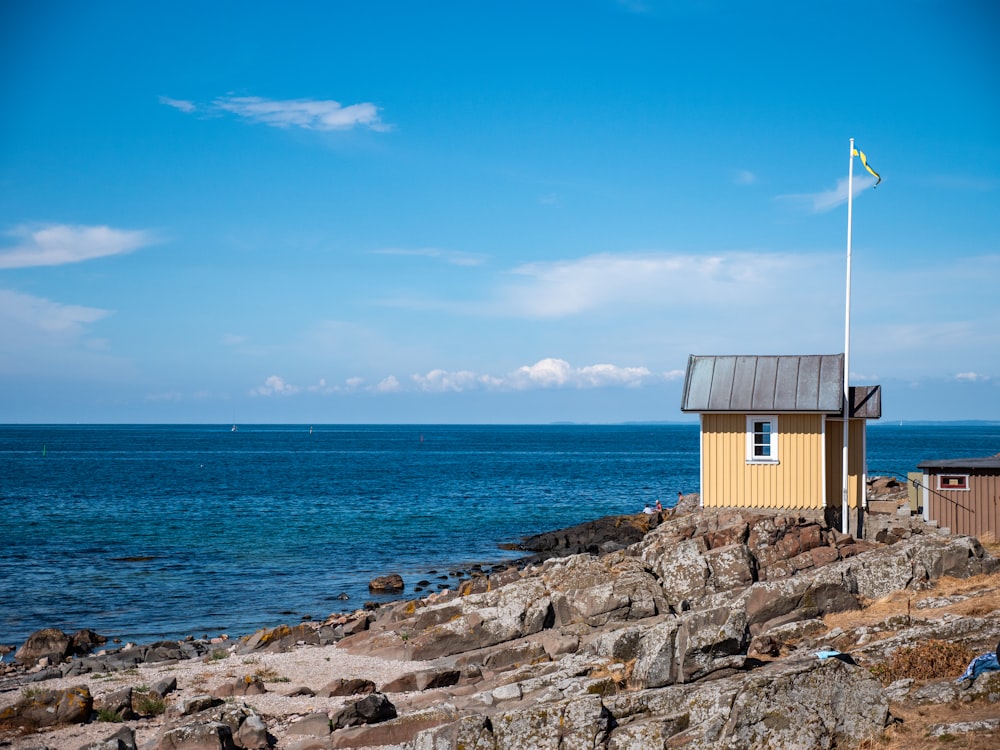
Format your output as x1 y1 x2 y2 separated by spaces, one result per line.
956 652 1000 683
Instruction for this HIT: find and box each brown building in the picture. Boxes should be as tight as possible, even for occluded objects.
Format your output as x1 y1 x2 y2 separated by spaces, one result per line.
680 353 881 531
917 454 1000 540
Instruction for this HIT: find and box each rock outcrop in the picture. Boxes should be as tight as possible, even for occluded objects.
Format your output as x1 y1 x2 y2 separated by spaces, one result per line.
3 500 999 750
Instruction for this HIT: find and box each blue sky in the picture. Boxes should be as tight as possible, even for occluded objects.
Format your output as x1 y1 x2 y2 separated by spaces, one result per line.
1 0 998 424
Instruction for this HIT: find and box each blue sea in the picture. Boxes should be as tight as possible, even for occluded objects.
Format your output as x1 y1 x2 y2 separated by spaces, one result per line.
1 422 998 650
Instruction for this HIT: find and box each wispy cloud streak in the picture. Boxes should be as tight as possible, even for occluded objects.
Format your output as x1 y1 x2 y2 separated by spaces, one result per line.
0 224 156 269
158 96 196 113
492 251 827 318
778 175 877 213
162 94 389 132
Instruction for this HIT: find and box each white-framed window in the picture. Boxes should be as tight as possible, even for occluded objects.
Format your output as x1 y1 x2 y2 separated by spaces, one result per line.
746 415 779 464
937 474 969 491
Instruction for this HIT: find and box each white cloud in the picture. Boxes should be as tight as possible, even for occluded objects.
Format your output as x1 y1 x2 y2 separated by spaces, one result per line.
252 375 300 396
159 96 196 113
778 175 878 213
578 363 653 387
955 372 990 382
733 170 757 186
0 224 156 269
246 359 668 398
221 333 249 346
510 358 573 388
0 288 111 334
214 96 387 131
0 289 119 377
404 359 661 393
499 253 683 318
411 369 484 392
161 94 389 132
492 251 828 319
375 375 402 393
504 359 655 390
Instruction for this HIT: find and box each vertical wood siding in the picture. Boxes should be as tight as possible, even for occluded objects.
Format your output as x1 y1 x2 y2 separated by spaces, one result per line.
926 471 1000 540
701 413 824 509
824 419 865 509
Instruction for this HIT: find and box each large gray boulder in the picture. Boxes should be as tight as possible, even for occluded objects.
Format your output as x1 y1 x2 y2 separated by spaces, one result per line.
744 567 860 636
841 533 998 600
80 726 137 750
628 619 681 689
154 721 236 750
404 577 552 660
674 597 749 682
412 656 887 749
604 656 887 750
711 658 889 749
640 535 712 605
544 552 665 627
332 692 398 729
490 694 612 750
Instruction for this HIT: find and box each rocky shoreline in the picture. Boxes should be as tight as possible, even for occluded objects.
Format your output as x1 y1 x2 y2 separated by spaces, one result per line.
3 489 1000 749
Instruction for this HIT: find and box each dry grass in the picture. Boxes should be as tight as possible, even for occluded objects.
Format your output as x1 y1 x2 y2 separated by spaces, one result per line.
819 567 1000 749
859 702 1000 750
252 665 289 683
587 658 635 693
869 639 975 685
822 571 1000 639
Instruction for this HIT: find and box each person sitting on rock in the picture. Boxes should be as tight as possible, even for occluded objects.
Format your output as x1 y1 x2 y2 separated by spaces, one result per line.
643 504 654 515
655 499 663 512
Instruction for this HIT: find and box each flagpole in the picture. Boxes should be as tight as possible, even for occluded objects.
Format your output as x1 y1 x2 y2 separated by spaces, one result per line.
842 138 855 535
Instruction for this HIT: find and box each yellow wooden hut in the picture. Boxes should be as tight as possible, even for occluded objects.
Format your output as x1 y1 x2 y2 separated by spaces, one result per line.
680 354 880 524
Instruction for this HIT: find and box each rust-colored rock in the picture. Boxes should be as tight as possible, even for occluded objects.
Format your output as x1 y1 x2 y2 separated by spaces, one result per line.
369 573 405 593
0 685 93 730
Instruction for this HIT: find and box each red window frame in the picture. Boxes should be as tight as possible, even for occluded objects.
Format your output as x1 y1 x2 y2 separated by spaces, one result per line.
937 474 969 491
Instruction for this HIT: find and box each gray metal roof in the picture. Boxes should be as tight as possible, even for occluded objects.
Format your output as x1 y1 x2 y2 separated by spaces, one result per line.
917 453 1000 471
681 354 845 413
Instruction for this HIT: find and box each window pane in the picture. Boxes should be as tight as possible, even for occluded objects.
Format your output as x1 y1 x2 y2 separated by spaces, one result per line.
746 416 777 463
753 421 771 456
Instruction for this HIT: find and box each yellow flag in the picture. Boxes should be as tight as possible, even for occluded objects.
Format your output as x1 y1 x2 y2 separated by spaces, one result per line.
852 148 881 187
